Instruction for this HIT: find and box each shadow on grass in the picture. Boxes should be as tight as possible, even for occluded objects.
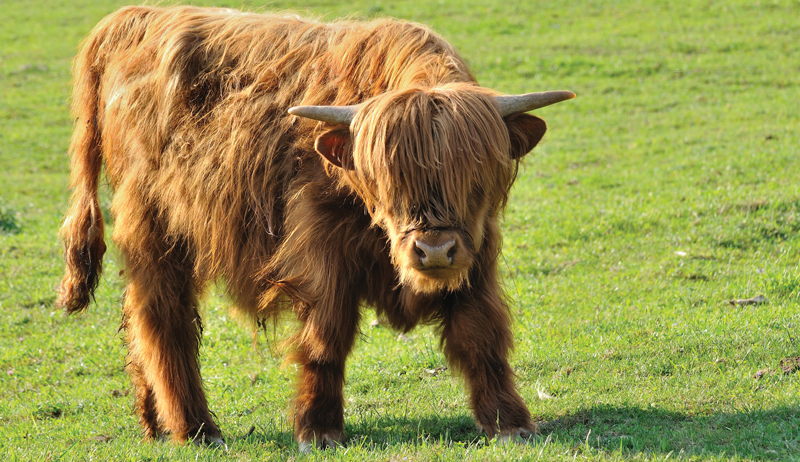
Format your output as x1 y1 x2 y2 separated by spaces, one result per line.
539 404 800 460
225 405 800 459
230 414 484 451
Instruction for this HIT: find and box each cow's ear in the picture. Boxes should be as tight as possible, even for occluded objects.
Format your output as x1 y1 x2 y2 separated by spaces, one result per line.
315 126 354 169
504 113 547 159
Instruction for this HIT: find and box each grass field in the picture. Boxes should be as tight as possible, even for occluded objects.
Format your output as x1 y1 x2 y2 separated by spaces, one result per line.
2 0 799 460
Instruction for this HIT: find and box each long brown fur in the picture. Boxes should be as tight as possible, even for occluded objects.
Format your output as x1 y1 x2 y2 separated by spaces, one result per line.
58 5 553 448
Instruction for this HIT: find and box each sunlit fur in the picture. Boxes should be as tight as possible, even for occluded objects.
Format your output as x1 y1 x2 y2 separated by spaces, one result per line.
57 6 541 448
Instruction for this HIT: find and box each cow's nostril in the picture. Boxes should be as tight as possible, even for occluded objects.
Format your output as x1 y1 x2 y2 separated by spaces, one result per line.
446 244 456 262
413 242 427 259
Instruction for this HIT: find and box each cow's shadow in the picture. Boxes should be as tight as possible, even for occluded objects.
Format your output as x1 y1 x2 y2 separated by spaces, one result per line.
237 404 800 458
234 414 481 451
533 404 800 459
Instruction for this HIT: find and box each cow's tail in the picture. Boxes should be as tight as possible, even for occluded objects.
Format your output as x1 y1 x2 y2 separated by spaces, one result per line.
57 11 129 313
57 30 109 314
57 7 157 313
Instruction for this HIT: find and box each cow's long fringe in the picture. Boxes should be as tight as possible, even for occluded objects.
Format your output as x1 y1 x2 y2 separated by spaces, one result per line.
348 83 516 229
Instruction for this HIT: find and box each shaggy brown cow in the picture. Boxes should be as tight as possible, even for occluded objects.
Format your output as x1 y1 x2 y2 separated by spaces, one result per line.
57 5 574 451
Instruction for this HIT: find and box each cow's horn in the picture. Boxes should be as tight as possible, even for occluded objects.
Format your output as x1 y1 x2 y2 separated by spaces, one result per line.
495 90 576 117
288 104 360 125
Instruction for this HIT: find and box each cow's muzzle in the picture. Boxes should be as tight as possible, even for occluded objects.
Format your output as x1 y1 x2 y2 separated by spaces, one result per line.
414 237 456 268
408 229 471 274
395 227 474 293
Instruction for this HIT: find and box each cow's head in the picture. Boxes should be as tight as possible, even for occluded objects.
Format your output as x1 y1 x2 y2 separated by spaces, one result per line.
290 84 574 294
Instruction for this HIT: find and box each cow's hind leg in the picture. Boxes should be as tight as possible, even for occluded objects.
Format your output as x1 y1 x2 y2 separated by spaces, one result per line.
117 214 222 445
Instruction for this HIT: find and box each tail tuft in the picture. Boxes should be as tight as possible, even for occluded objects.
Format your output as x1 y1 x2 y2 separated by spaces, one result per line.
57 194 106 313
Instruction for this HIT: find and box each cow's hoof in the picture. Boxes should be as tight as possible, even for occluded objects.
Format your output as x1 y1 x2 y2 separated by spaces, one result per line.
298 433 343 453
191 434 228 450
498 427 535 444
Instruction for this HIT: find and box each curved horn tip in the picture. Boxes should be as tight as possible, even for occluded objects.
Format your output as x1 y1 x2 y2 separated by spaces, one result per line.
533 90 577 101
495 90 577 117
287 104 359 125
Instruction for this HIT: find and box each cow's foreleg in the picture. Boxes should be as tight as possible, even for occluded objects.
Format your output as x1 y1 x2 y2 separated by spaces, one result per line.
292 296 360 452
440 282 534 440
115 207 222 445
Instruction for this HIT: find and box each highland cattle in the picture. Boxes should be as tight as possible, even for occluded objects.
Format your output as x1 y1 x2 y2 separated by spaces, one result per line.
57 5 574 450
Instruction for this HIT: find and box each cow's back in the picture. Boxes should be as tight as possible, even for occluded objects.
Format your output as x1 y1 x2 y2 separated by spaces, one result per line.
79 6 474 296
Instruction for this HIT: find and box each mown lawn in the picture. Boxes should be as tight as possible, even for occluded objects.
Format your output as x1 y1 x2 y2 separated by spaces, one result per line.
1 0 799 460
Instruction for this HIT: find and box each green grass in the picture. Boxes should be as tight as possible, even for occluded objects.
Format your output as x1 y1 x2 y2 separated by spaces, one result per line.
2 0 799 460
